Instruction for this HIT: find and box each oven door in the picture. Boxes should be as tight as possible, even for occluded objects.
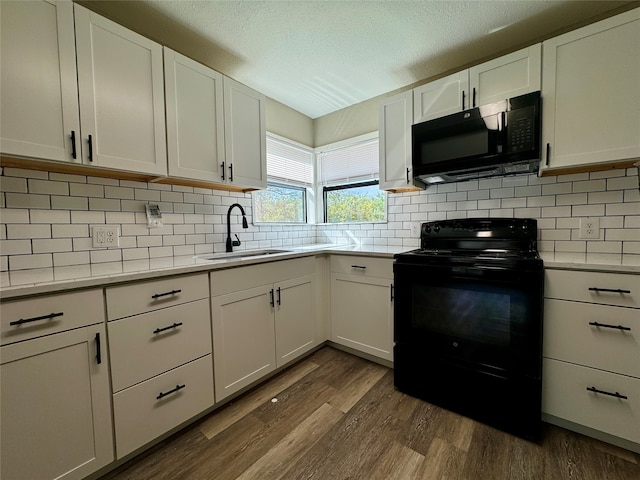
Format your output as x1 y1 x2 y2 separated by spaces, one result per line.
393 259 543 378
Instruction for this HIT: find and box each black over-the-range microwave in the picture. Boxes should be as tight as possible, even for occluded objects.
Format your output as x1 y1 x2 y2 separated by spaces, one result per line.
411 91 541 186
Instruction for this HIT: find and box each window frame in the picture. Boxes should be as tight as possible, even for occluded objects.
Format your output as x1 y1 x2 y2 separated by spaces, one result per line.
322 180 383 223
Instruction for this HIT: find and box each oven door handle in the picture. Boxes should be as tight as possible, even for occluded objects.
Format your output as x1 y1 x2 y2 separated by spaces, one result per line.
472 265 509 271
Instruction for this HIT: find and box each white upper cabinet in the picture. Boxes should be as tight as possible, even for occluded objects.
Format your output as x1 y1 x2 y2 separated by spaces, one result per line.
74 4 167 176
223 77 267 190
164 48 225 183
413 45 541 124
469 45 541 107
540 8 640 172
413 71 469 124
0 0 81 163
379 90 418 191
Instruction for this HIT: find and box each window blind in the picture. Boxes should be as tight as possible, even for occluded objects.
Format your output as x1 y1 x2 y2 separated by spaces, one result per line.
266 134 314 186
317 135 379 187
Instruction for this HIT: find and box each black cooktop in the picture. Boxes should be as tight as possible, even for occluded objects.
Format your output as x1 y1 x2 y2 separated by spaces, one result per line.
396 218 541 266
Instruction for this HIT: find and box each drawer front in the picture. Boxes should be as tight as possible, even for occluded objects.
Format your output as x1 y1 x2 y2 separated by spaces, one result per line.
544 299 640 377
542 358 640 444
106 273 208 320
330 255 393 278
109 299 212 392
545 269 639 308
1 289 104 345
211 257 314 296
113 354 214 458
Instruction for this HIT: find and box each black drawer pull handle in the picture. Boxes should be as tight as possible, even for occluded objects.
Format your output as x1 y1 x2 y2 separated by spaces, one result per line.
88 134 93 162
545 143 550 166
270 288 275 307
277 287 281 306
153 322 183 334
589 321 631 331
95 332 102 365
390 284 394 302
220 161 225 180
588 287 631 294
151 289 182 299
586 386 628 400
10 312 63 326
229 163 234 182
351 265 367 270
157 384 185 400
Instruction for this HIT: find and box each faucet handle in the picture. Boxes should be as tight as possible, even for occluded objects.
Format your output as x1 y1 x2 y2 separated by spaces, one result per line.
232 234 241 247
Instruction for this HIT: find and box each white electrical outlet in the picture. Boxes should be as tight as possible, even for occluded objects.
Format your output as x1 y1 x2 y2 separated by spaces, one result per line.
92 225 120 248
410 222 422 238
579 218 600 239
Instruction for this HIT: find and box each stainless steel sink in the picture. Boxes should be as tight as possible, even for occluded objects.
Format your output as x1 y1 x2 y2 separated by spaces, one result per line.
198 249 291 261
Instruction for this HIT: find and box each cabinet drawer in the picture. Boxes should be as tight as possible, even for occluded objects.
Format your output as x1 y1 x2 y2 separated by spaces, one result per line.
542 359 640 444
109 299 212 392
112 354 214 458
211 257 314 296
545 269 639 308
544 299 640 377
330 255 393 278
106 273 208 320
1 289 104 345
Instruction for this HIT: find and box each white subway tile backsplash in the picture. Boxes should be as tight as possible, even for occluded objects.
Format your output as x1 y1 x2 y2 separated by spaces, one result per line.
1 209 30 223
608 176 638 190
9 253 52 270
70 183 104 198
32 238 72 253
1 169 638 271
28 179 68 195
53 251 90 267
6 193 50 209
7 224 51 239
0 176 28 193
51 195 88 210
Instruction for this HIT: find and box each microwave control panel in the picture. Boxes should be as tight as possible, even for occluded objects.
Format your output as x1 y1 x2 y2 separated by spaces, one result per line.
507 106 536 154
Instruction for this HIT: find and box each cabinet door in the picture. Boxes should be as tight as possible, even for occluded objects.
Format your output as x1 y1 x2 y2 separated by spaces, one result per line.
211 285 276 402
541 8 640 171
164 48 225 183
0 0 81 163
1 324 113 480
223 77 267 190
75 4 167 175
379 90 417 191
469 44 541 107
413 71 468 123
275 274 315 367
330 273 393 361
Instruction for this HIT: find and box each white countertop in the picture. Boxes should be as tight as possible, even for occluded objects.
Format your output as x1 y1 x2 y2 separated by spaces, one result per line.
1 244 637 300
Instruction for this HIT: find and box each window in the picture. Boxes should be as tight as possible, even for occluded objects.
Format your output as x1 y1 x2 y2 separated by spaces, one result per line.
317 133 385 223
253 134 313 223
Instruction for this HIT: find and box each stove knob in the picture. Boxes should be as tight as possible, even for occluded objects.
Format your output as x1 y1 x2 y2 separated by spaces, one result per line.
424 225 431 233
433 224 440 233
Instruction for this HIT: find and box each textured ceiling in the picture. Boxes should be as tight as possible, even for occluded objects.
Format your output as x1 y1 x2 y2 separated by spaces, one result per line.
138 0 636 119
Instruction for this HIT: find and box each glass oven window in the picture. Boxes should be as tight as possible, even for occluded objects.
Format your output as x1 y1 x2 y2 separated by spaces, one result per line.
411 282 528 347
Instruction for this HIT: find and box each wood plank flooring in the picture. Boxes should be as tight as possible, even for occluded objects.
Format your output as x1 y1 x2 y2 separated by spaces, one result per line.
100 346 640 480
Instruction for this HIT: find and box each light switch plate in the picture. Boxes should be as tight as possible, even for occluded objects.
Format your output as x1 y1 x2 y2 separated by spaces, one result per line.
578 218 600 239
92 225 119 248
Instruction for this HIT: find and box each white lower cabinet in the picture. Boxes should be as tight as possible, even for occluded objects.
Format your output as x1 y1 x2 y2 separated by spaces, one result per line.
0 291 113 480
211 258 317 402
330 256 394 362
542 268 640 452
113 355 214 458
106 273 214 458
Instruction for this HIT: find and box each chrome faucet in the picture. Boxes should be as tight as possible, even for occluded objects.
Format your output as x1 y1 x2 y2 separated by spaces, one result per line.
226 203 249 252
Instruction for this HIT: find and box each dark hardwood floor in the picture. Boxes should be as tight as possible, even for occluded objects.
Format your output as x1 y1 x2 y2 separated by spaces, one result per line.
100 346 640 480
